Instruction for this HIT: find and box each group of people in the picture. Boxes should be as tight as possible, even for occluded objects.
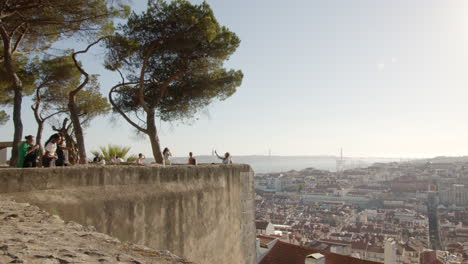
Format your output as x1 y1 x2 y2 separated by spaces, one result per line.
17 134 71 168
17 136 233 168
92 153 146 165
162 148 232 166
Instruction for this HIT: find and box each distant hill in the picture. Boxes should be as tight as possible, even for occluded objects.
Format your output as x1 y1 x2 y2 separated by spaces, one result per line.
425 156 468 163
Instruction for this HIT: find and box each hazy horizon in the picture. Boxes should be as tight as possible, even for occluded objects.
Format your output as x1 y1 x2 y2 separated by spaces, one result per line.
163 155 403 173
2 0 468 158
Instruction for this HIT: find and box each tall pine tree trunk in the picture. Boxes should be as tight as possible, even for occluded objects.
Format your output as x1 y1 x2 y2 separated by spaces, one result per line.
32 99 44 164
11 83 23 167
68 38 107 165
68 96 87 164
35 121 44 148
0 30 23 167
35 120 44 166
147 112 163 164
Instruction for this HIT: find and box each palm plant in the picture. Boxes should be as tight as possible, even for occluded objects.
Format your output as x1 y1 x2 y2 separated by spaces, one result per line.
91 144 137 162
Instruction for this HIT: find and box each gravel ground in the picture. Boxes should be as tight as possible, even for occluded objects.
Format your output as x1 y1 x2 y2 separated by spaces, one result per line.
0 200 193 264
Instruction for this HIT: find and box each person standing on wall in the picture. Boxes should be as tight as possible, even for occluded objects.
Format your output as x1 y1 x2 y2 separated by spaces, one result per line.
55 135 72 166
17 135 40 168
42 134 61 168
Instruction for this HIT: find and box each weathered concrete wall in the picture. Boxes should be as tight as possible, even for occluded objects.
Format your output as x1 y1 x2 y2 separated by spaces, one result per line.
0 165 256 264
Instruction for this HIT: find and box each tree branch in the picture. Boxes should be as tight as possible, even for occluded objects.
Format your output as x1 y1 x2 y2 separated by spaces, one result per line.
9 22 25 38
31 82 44 123
109 82 148 134
116 67 125 84
0 22 12 52
11 24 28 55
32 79 57 121
43 110 67 121
138 41 160 114
160 72 183 98
1 2 43 19
70 37 109 97
52 117 69 132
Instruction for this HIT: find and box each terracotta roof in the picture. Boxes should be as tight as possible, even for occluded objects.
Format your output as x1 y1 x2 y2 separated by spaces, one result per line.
256 220 270 230
258 235 278 247
403 244 416 252
259 240 382 264
319 239 351 246
419 251 443 264
367 246 384 254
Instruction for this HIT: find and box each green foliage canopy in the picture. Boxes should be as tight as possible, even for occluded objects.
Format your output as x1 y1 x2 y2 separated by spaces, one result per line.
106 0 243 123
33 55 110 127
0 53 37 105
0 0 130 54
1 0 130 166
0 0 130 98
0 110 8 125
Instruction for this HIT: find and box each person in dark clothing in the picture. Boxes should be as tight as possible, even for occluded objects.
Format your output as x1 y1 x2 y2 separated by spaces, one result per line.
22 136 39 168
17 135 39 168
93 154 101 163
55 148 66 166
55 136 71 166
188 152 197 165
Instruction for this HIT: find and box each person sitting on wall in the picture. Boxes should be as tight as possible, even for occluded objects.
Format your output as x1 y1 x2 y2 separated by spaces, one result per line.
112 155 124 164
99 155 106 165
163 147 172 165
136 153 146 165
188 152 197 165
93 154 101 163
215 150 232 164
18 135 40 168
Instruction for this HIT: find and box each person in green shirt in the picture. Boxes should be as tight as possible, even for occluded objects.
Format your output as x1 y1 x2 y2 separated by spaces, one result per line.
17 135 39 168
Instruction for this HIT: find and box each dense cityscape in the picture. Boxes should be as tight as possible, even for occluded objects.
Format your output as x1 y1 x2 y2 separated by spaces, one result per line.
254 158 468 264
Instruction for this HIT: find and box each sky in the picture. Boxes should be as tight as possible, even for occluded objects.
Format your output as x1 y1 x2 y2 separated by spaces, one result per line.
2 0 468 158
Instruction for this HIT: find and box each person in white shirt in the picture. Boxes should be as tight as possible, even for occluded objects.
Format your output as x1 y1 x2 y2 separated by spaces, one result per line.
136 153 146 165
42 134 61 167
112 155 124 164
163 148 172 165
96 155 106 165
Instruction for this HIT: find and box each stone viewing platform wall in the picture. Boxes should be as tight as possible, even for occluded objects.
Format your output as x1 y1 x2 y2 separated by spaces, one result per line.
0 165 256 264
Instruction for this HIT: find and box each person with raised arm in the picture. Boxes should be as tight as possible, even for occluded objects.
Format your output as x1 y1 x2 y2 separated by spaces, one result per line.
215 150 232 164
